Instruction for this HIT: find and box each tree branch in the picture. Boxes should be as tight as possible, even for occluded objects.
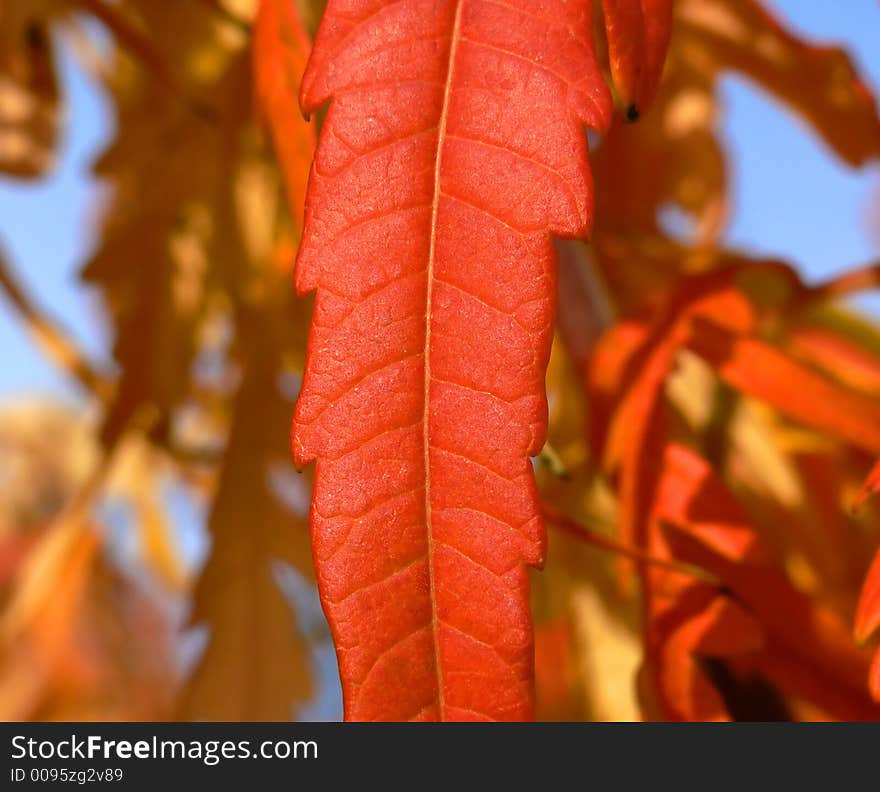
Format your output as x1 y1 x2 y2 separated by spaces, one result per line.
0 243 111 399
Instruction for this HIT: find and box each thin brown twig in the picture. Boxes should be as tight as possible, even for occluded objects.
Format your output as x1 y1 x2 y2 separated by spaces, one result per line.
0 243 111 399
541 503 720 585
800 260 880 306
0 245 208 490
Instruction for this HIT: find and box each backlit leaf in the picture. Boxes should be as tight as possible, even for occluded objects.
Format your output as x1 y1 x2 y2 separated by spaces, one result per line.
293 0 612 721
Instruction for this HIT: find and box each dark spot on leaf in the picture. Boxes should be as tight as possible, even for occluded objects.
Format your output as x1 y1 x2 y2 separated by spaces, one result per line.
25 22 47 52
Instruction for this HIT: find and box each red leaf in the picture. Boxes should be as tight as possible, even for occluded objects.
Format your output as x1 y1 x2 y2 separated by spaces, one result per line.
594 263 880 588
662 522 870 693
658 496 880 718
654 444 767 566
687 320 880 455
253 0 316 230
870 650 880 702
645 444 880 720
601 0 645 113
534 619 575 718
787 325 880 399
854 544 880 704
642 444 765 720
855 459 880 510
293 0 611 721
602 269 757 550
855 549 880 644
679 596 765 657
855 472 880 702
652 587 765 721
637 0 674 111
584 318 648 459
600 0 673 116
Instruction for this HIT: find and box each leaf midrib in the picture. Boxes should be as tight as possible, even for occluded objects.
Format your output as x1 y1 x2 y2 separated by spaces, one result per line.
424 0 465 722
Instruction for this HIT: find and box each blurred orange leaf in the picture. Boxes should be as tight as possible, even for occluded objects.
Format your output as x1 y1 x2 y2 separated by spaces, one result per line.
253 0 315 235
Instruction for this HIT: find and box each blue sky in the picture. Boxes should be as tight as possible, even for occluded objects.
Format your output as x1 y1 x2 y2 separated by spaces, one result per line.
1 0 879 397
0 32 113 398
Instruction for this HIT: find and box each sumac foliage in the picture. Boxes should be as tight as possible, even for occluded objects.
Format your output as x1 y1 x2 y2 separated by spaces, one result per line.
292 0 611 722
0 0 880 724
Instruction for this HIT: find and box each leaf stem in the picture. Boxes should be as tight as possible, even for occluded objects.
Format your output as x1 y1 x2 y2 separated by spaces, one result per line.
802 260 880 305
541 503 720 585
